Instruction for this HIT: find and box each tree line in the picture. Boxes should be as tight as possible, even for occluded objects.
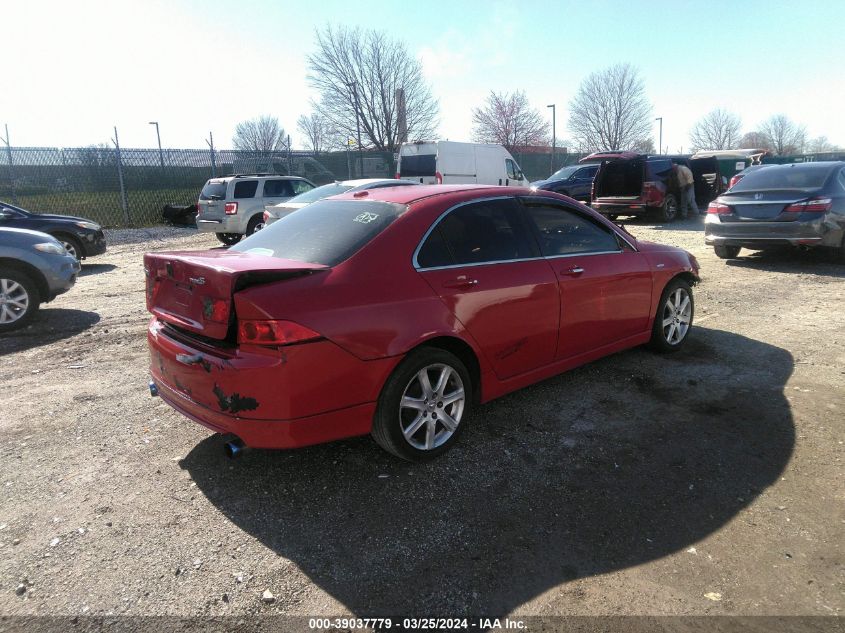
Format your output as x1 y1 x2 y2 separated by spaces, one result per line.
232 26 839 158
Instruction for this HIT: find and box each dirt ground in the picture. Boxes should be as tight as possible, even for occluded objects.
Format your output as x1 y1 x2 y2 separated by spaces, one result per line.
0 217 842 627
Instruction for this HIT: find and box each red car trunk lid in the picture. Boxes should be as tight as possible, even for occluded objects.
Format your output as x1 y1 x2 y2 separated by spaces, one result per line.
144 250 327 339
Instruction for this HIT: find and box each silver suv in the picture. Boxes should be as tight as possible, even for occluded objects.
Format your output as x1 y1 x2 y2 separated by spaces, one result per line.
196 174 315 245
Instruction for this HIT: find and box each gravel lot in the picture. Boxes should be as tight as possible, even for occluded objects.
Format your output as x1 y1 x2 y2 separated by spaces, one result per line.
0 218 842 625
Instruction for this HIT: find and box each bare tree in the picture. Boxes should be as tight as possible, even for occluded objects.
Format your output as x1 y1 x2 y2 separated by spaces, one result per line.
738 131 772 151
471 91 550 151
307 25 439 151
232 116 288 154
296 113 330 155
807 136 841 153
689 108 742 151
759 114 806 155
630 137 656 154
567 63 653 152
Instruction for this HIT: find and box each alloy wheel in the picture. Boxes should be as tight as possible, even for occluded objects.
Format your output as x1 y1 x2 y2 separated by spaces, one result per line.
662 287 691 345
60 240 79 260
0 278 30 325
398 363 465 450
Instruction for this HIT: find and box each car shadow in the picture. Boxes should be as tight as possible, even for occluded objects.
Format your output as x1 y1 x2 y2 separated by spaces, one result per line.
182 327 794 616
0 308 100 354
724 248 845 278
80 263 117 276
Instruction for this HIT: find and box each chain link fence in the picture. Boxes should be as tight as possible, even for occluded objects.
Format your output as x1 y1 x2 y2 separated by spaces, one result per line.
0 144 591 228
0 146 397 227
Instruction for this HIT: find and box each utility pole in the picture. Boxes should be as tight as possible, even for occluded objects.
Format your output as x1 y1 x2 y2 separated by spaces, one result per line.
347 81 364 178
149 121 164 168
1 124 16 204
547 104 556 176
655 117 663 155
205 132 216 177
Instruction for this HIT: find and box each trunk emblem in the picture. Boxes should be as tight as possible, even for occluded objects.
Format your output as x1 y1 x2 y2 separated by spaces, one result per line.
190 276 206 286
754 193 762 200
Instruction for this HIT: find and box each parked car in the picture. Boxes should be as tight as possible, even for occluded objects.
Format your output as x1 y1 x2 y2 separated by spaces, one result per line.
263 178 419 227
397 141 530 186
145 185 700 461
195 174 316 245
587 152 720 221
0 227 80 332
0 201 107 261
705 161 845 259
530 163 600 203
727 164 772 189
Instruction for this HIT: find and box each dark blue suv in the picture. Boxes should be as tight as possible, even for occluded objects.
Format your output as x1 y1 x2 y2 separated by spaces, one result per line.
530 164 600 203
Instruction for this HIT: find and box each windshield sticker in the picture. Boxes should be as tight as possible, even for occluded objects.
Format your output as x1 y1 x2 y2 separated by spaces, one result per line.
353 212 379 224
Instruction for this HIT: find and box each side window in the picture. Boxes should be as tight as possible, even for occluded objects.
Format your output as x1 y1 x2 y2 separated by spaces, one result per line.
434 198 535 266
416 226 453 268
838 169 845 191
524 204 621 256
263 180 294 197
506 159 519 180
233 180 259 199
291 180 314 195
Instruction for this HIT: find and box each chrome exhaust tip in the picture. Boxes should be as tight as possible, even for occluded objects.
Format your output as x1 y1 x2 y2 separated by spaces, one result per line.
149 381 159 397
224 438 246 459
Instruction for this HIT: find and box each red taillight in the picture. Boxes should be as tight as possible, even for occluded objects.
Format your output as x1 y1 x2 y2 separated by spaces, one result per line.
435 171 443 184
707 202 731 214
202 297 230 324
225 202 238 215
394 172 400 179
642 181 661 205
784 197 832 214
728 175 742 189
237 320 321 346
195 203 201 213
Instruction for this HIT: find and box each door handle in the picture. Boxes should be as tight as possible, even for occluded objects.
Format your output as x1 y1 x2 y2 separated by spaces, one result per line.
443 277 479 289
561 266 584 276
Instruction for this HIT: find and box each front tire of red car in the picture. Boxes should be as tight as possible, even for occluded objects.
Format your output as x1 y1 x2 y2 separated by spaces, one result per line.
650 278 694 353
372 347 472 462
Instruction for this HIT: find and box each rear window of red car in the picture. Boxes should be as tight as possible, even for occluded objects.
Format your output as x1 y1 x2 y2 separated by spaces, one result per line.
232 199 405 266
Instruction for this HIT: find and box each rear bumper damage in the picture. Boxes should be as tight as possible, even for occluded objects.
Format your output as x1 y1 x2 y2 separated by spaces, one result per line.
151 376 376 449
147 317 397 449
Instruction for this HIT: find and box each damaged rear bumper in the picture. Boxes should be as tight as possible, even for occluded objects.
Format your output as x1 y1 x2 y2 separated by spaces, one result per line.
150 376 376 449
147 317 396 449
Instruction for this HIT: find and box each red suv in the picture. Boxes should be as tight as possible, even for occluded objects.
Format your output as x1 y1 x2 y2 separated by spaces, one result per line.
588 152 720 222
146 185 700 461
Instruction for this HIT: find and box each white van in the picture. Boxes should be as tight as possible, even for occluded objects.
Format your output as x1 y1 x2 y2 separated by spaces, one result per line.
396 141 530 186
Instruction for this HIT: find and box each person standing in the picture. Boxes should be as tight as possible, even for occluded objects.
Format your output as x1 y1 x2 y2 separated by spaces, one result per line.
675 163 698 219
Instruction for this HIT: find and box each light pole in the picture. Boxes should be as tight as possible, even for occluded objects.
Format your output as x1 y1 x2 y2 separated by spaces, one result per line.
149 121 164 168
547 104 556 176
655 117 663 155
346 82 364 178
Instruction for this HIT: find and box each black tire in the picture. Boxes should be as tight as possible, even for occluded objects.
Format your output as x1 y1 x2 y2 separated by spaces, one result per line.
656 194 678 222
215 233 242 246
246 215 264 236
54 234 83 261
714 245 741 259
0 269 40 333
649 278 694 353
372 347 473 462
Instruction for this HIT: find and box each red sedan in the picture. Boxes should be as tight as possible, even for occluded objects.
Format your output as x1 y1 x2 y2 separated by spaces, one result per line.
145 186 699 461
